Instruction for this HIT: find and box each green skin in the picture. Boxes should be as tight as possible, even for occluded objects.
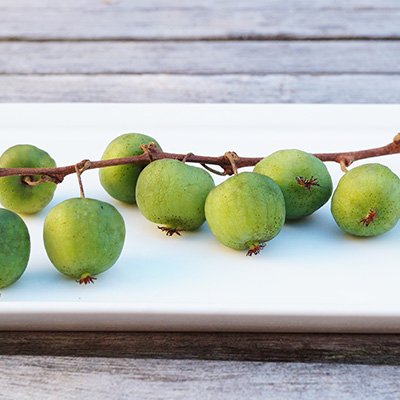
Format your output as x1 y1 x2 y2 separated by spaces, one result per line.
135 159 215 231
254 149 333 220
205 172 286 251
99 133 162 204
0 208 30 289
43 198 126 280
0 144 57 214
331 163 400 237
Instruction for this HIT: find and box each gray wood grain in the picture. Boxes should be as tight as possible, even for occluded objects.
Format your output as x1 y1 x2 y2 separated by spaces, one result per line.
4 0 400 9
0 356 400 400
2 41 400 74
2 0 400 40
1 332 400 365
2 74 400 103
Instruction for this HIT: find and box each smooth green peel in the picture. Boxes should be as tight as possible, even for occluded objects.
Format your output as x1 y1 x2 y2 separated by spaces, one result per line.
136 159 215 232
331 163 400 236
205 172 285 253
99 133 162 204
254 149 333 220
0 208 30 288
43 198 126 280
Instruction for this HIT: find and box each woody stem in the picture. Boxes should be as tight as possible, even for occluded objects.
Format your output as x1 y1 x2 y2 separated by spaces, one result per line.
0 135 399 183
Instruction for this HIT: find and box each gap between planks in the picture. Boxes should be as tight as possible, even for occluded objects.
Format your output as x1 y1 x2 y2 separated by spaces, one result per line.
2 36 400 42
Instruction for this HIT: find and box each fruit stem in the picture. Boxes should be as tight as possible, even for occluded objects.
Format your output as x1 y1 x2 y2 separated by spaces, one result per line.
74 160 92 198
224 151 239 175
21 175 47 186
140 144 154 162
200 163 226 176
182 153 194 164
339 159 350 173
75 165 85 198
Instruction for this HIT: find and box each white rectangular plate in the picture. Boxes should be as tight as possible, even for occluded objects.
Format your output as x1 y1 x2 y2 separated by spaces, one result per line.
1 103 400 332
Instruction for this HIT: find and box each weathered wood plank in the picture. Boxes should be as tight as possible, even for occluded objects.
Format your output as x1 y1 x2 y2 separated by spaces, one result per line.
3 0 400 9
1 41 399 74
0 356 400 399
1 0 400 40
1 74 399 103
1 332 400 365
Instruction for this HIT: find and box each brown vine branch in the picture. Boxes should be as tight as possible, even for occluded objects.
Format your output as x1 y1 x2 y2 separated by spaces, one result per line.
313 133 400 172
0 136 399 183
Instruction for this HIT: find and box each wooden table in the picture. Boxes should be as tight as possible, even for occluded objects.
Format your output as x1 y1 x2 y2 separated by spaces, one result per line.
1 1 400 398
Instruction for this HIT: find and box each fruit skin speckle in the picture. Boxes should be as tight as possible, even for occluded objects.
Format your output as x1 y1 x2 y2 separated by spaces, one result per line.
254 149 333 220
135 159 215 231
43 198 126 280
0 208 30 289
205 172 285 251
331 163 400 237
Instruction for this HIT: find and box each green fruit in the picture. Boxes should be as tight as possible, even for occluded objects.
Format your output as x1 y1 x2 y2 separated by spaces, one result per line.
254 149 333 220
43 198 126 283
0 208 30 289
136 159 215 233
99 133 162 204
331 163 400 237
205 172 285 255
0 144 57 214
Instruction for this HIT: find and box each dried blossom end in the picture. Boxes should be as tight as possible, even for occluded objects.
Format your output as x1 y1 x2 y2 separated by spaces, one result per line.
359 209 378 227
246 243 266 256
295 176 320 191
77 274 97 285
158 226 185 236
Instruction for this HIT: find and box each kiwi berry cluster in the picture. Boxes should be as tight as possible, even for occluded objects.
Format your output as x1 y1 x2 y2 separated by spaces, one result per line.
0 133 399 289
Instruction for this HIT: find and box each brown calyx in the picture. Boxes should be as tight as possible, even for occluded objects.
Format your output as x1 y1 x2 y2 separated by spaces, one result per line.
76 274 97 285
359 209 378 227
158 226 185 236
246 243 266 256
295 176 320 191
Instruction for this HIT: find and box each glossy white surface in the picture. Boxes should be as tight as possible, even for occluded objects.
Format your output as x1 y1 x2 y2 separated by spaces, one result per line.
0 104 399 331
